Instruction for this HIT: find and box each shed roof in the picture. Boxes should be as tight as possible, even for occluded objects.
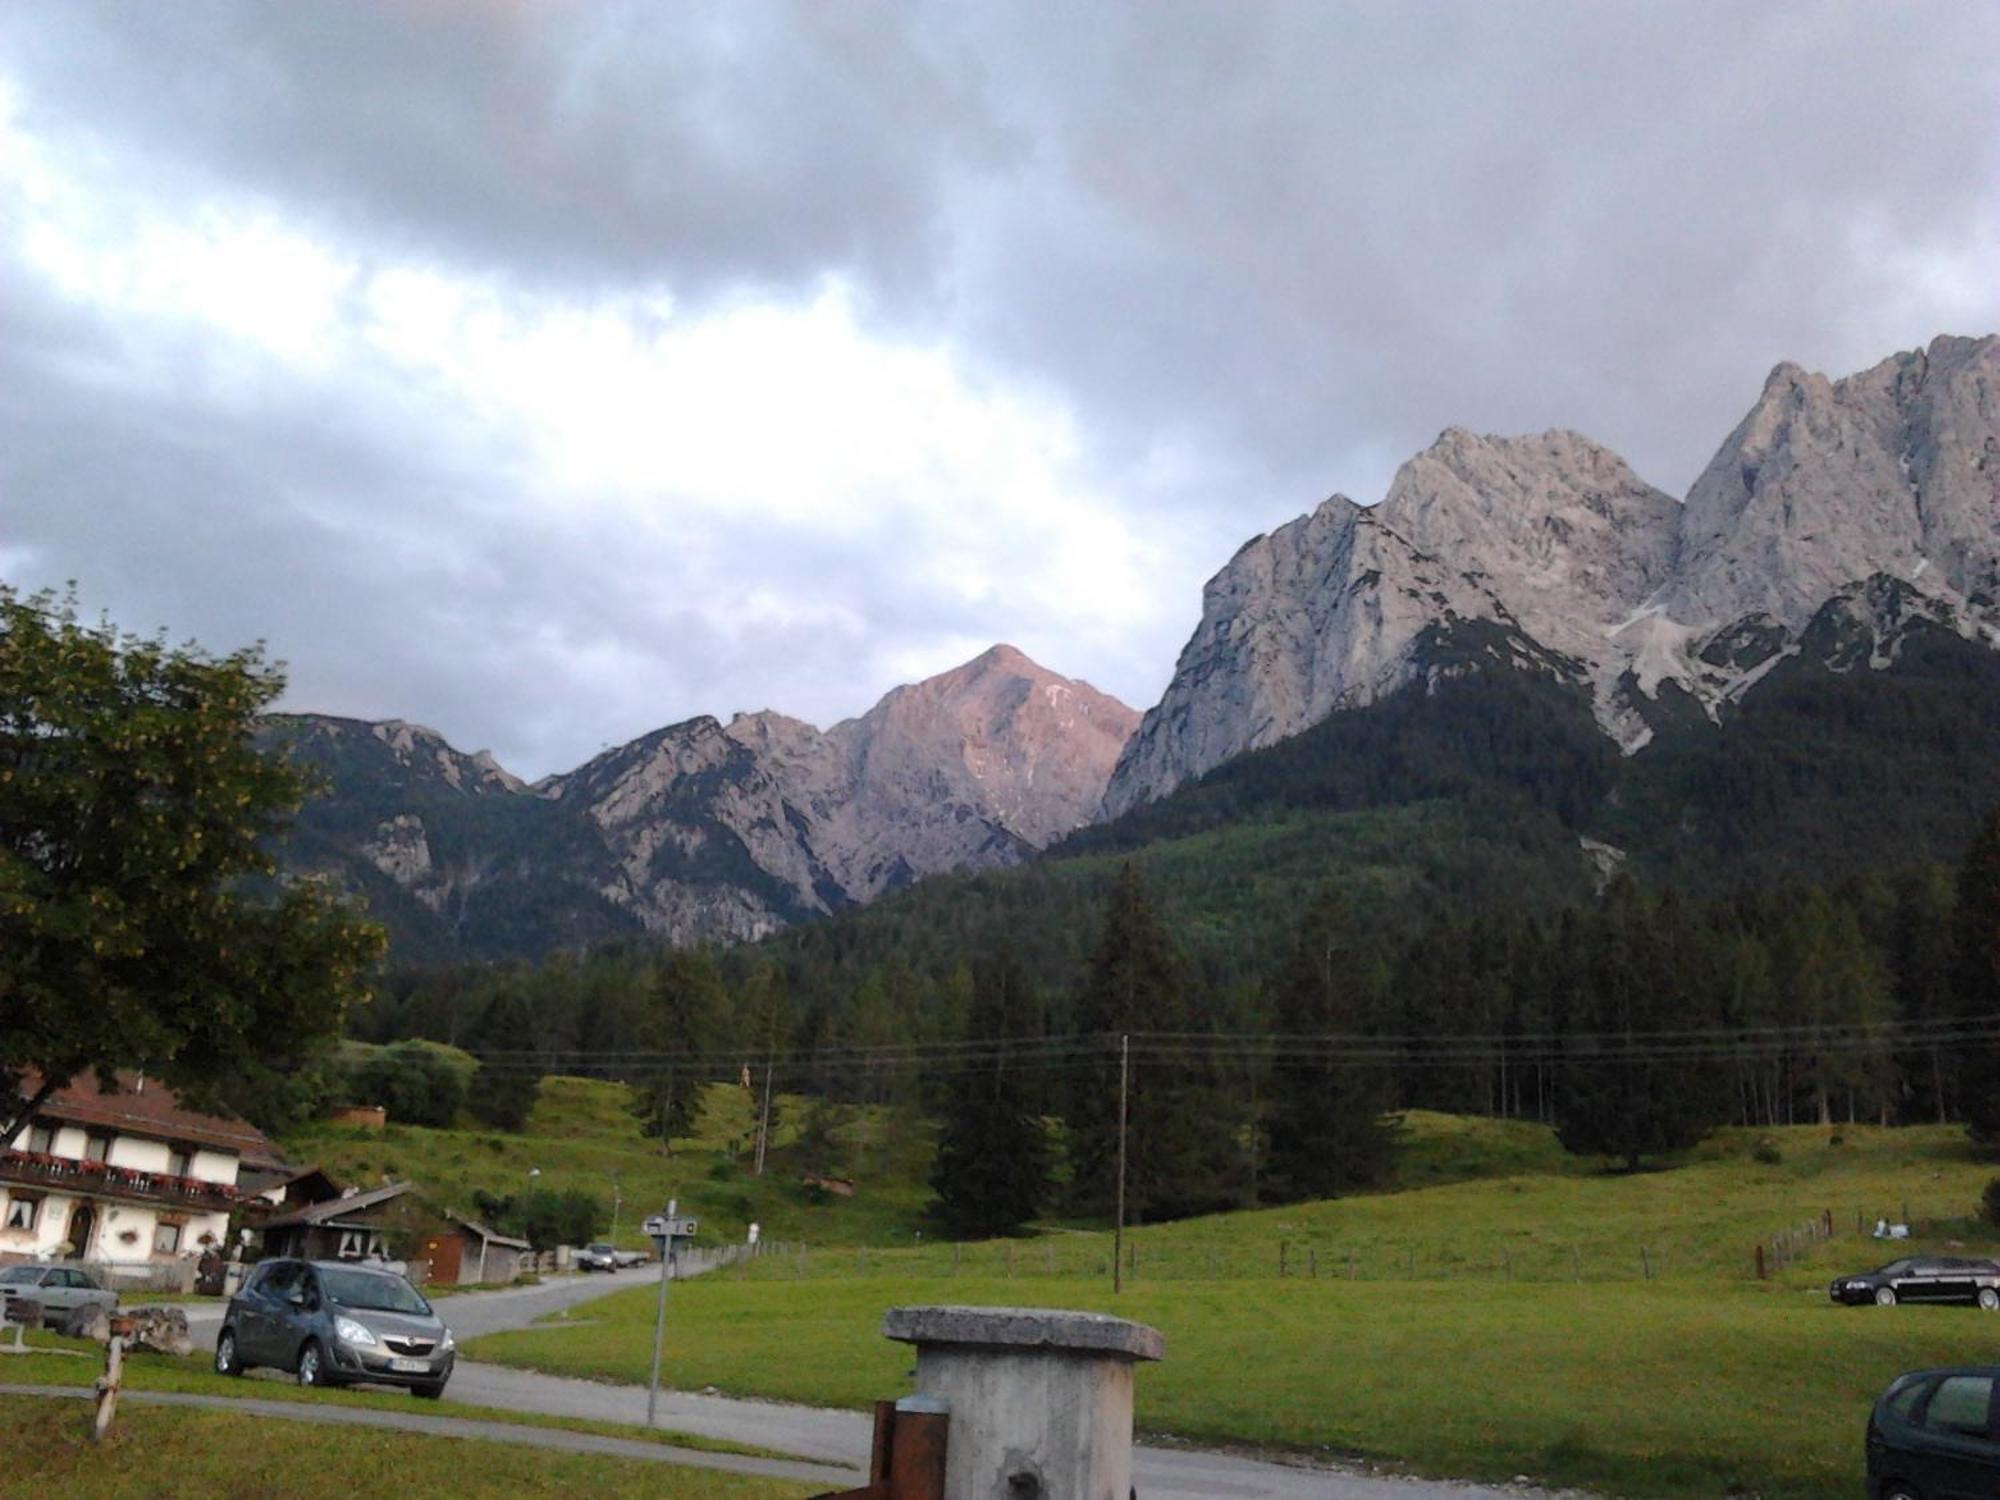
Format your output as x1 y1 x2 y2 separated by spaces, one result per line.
446 1213 531 1251
260 1180 414 1229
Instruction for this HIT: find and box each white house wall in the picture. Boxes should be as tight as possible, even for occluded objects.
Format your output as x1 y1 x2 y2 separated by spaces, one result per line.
0 1189 230 1262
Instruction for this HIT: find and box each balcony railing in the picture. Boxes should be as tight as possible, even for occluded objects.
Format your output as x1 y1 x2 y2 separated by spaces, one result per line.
0 1151 239 1213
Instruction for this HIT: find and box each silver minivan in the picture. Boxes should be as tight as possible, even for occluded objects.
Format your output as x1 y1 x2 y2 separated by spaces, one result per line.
216 1258 455 1397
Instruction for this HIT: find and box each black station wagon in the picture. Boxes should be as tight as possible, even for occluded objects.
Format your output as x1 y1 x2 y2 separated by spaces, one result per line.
1868 1366 2000 1499
1831 1257 2000 1308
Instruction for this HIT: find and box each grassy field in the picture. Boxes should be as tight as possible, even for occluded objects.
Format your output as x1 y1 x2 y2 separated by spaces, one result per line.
0 1396 812 1500
464 1119 2000 1499
279 1076 937 1250
470 1274 2000 1499
0 1334 799 1460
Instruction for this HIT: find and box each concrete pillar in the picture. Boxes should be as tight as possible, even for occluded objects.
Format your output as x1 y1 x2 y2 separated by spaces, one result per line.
882 1305 1164 1500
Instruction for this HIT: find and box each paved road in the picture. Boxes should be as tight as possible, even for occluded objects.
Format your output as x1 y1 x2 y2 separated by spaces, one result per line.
176 1269 1570 1499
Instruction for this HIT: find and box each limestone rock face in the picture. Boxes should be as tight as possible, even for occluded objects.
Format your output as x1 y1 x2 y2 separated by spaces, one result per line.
1105 334 2000 815
275 648 1137 950
547 644 1139 938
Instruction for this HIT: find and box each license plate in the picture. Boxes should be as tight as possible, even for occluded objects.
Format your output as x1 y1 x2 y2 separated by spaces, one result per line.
389 1357 429 1373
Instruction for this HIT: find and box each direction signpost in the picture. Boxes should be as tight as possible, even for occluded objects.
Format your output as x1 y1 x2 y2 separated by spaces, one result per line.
644 1199 699 1427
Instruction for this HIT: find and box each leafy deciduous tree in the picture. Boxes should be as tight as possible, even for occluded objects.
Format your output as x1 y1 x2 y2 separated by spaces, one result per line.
0 586 384 1144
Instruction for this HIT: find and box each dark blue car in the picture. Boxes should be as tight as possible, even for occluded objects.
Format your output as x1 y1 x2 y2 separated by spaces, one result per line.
1867 1366 2000 1499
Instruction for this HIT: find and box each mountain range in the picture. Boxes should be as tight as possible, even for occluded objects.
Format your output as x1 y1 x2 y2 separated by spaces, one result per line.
272 333 2000 962
267 645 1136 960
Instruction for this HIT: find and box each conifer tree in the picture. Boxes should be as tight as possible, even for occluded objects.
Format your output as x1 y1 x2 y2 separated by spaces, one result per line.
927 953 1052 1238
1955 809 2000 1147
1065 864 1239 1221
1261 889 1397 1203
467 981 543 1130
1554 881 1728 1168
630 949 727 1151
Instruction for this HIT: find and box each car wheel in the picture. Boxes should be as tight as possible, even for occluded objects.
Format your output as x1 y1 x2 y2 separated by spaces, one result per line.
1880 1483 1923 1500
296 1339 327 1388
413 1382 446 1400
215 1329 244 1377
1875 1286 1898 1307
1980 1288 2000 1311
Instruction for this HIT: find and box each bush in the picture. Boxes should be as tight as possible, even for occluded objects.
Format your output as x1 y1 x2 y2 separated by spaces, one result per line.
708 1159 740 1182
350 1042 467 1128
1980 1177 2000 1229
1752 1139 1783 1165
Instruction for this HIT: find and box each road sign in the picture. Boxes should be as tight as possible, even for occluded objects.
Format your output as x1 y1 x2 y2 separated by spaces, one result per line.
642 1215 698 1240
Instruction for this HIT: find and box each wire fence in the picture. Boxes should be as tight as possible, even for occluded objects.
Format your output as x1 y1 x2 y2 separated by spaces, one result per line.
725 1201 1980 1287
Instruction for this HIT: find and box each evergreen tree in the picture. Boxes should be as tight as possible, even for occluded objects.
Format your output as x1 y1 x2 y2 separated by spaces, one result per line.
466 981 543 1131
1887 866 1958 1124
630 949 728 1151
1774 889 1894 1125
1553 882 1728 1168
1261 890 1397 1203
1955 810 2000 1147
1065 864 1239 1221
927 953 1053 1238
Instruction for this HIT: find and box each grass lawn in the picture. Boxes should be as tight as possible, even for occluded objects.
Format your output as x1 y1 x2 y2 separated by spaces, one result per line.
465 1121 2000 1499
0 1396 812 1499
0 1335 798 1461
469 1273 2000 1500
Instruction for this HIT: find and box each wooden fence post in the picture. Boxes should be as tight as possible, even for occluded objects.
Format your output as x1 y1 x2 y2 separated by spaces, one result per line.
1754 1244 1767 1280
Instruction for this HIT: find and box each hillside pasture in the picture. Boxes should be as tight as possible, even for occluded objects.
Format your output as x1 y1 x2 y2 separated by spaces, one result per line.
466 1119 2000 1499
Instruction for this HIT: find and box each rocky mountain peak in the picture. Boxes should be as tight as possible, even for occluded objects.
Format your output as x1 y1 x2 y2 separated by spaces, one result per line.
1104 333 2000 815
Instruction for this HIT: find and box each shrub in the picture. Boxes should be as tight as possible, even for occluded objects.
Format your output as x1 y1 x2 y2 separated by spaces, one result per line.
1752 1139 1783 1165
1980 1177 2000 1229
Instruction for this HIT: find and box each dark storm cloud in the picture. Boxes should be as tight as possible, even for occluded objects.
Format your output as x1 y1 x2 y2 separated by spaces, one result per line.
0 2 1995 776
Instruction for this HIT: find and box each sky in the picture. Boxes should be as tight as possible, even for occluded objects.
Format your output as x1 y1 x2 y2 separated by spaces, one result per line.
2 3 1996 779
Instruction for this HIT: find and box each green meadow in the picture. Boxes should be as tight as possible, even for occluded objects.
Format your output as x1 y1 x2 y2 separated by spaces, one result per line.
0 1396 811 1500
464 1116 2000 1499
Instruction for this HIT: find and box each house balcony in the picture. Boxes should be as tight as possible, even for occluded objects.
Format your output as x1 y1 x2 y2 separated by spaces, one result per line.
0 1151 240 1214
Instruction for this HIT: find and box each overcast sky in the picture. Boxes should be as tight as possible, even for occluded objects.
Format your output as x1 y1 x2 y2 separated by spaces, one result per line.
2 3 1996 777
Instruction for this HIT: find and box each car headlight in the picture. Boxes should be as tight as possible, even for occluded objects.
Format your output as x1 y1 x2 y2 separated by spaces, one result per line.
334 1316 378 1347
439 1329 455 1352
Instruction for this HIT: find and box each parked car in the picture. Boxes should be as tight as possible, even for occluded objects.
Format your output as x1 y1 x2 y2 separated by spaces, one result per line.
0 1264 118 1328
1830 1257 2000 1308
1867 1365 2000 1498
613 1247 649 1269
216 1258 454 1398
576 1243 618 1273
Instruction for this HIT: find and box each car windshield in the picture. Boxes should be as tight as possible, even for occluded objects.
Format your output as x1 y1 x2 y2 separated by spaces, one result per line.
589 1244 613 1254
317 1267 432 1316
1876 1260 1914 1277
0 1267 39 1285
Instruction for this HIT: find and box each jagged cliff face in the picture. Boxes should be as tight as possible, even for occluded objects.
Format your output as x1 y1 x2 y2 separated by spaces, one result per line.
274 647 1137 953
1105 334 2000 817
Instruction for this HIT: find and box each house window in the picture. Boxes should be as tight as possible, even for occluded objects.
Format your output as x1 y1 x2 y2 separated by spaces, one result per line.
153 1221 183 1255
166 1149 191 1179
84 1135 111 1164
25 1124 55 1155
4 1195 41 1231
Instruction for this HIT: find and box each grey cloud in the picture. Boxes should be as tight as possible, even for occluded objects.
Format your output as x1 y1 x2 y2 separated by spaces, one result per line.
2 1 1997 776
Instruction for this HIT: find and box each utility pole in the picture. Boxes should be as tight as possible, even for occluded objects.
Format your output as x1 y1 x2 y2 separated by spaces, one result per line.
1114 1032 1129 1295
753 1055 776 1177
